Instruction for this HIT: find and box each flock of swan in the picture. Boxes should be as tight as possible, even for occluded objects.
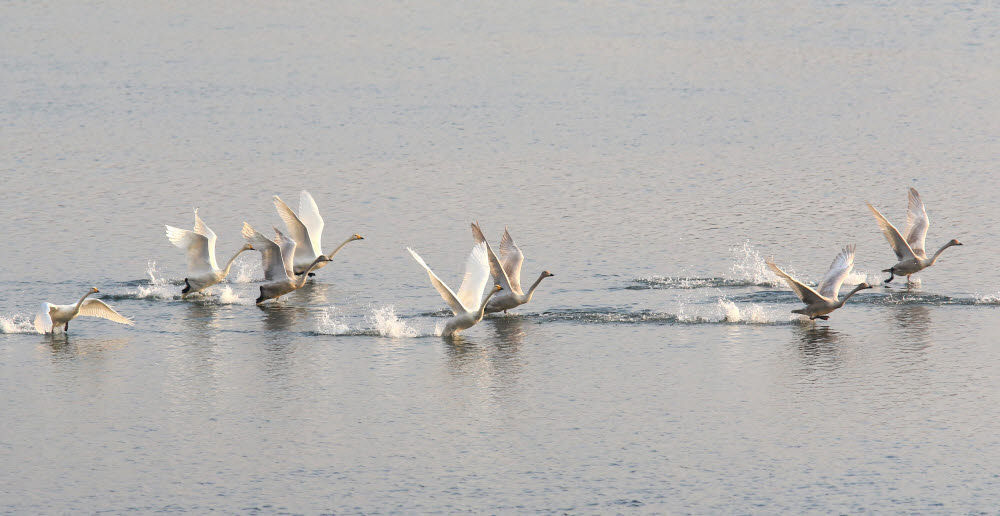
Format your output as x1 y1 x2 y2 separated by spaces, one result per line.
32 187 961 336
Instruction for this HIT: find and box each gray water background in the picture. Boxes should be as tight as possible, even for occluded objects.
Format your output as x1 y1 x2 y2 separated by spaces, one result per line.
2 1 999 513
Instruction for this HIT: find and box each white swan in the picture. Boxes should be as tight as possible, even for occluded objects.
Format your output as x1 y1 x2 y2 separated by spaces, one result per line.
471 223 553 314
34 287 133 333
407 242 503 336
242 223 331 304
766 245 872 320
273 191 363 277
165 208 254 297
866 188 962 283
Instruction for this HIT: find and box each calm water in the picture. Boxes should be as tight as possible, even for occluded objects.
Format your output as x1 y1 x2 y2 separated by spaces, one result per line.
3 1 999 513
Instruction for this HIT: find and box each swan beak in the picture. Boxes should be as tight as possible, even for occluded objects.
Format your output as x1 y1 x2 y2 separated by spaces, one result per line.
355 234 364 240
495 284 503 291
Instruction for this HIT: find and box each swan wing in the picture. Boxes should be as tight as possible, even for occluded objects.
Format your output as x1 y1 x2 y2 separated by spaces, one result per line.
407 247 466 315
298 190 325 257
34 303 54 334
471 223 513 294
192 208 219 270
273 195 314 264
79 299 134 325
242 223 290 281
766 258 826 305
165 225 215 276
818 245 855 299
455 242 491 312
273 226 298 279
866 201 916 261
903 188 929 258
499 227 525 294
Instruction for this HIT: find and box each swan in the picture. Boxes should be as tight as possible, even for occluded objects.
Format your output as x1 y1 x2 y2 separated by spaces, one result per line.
866 188 962 283
273 191 363 277
34 287 133 333
407 242 503 336
471 223 553 314
766 245 872 320
166 208 254 297
242 223 331 304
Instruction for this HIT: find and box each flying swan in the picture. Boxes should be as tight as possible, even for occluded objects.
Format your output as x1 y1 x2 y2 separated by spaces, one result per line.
471 222 553 314
165 209 254 297
242 223 331 304
766 245 872 320
34 287 133 333
866 188 962 283
407 242 503 336
273 191 363 278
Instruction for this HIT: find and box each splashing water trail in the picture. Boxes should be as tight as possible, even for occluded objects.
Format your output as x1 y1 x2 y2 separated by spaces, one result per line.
316 307 351 334
233 256 263 284
716 298 775 324
0 314 38 334
730 241 782 287
216 286 253 305
366 305 419 338
974 292 1000 305
130 261 177 300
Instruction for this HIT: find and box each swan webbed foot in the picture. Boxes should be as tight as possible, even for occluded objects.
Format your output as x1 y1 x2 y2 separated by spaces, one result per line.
307 273 315 277
816 316 830 321
182 278 191 294
255 287 264 305
884 269 895 283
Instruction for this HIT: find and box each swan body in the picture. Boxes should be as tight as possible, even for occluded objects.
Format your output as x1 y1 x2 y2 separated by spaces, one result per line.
866 188 962 283
273 191 363 277
767 245 872 320
34 287 133 333
407 242 503 336
166 209 254 297
242 223 331 304
471 223 553 314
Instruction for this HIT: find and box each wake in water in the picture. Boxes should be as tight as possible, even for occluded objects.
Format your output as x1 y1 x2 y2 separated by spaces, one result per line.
316 305 429 337
632 241 785 290
108 261 255 304
538 302 795 326
0 313 39 334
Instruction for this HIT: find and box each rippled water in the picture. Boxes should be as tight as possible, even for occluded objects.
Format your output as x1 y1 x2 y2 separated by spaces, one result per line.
3 1 999 513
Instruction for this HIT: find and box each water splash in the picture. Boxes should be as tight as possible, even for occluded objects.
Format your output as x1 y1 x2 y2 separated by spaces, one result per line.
316 305 424 337
973 292 1000 305
232 256 263 284
538 306 791 326
730 241 783 287
127 261 178 300
216 286 254 305
716 297 775 324
0 313 38 334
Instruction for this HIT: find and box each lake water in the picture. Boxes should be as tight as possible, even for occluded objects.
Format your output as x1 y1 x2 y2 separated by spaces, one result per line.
2 1 999 513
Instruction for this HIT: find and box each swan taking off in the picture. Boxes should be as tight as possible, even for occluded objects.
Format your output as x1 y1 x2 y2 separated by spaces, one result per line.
766 245 872 320
471 223 553 314
242 222 331 304
165 208 254 297
407 242 503 336
34 287 133 333
866 188 962 283
273 191 363 278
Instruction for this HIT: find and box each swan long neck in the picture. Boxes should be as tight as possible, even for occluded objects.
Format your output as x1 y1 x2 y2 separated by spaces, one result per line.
326 237 357 260
837 284 869 307
525 272 549 299
295 257 329 288
221 246 251 277
477 288 501 317
74 290 95 312
929 241 958 265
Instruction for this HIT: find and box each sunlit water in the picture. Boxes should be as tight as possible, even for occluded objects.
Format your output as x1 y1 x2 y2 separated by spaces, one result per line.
2 1 999 513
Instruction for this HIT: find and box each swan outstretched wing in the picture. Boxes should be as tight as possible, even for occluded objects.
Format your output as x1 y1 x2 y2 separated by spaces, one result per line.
766 259 826 304
471 223 513 295
273 226 298 280
34 303 53 334
273 195 314 263
499 228 525 294
242 223 290 281
455 242 491 312
79 299 134 325
408 247 466 315
165 225 215 276
298 191 325 257
903 188 929 258
191 208 219 269
818 245 855 299
866 202 917 261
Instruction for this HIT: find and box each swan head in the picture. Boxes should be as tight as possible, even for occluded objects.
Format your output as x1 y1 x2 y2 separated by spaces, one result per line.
542 271 554 278
352 234 364 241
493 284 503 292
90 287 99 294
948 239 963 246
243 243 255 251
857 282 873 290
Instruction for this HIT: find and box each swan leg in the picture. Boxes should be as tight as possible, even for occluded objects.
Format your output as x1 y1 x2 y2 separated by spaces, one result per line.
884 268 895 284
182 278 191 296
307 273 315 277
906 275 913 284
64 322 69 331
816 316 830 321
255 287 264 305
